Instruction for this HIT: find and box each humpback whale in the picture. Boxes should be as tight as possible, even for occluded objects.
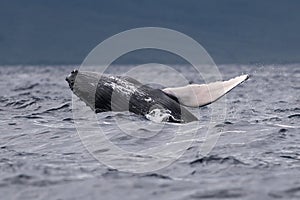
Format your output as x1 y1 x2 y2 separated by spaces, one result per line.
66 70 249 123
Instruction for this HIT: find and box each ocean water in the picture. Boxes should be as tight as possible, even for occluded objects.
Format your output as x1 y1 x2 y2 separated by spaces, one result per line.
0 64 299 199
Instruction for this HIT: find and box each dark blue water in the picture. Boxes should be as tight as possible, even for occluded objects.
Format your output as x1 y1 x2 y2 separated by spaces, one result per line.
0 65 299 199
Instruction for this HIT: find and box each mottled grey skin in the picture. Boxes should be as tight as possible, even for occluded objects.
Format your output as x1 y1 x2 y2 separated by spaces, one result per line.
66 70 198 123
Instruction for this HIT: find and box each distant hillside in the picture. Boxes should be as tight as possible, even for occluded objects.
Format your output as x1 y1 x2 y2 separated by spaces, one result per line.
1 0 300 65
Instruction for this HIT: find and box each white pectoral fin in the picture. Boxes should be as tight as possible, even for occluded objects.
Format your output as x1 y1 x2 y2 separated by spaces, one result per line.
163 74 249 107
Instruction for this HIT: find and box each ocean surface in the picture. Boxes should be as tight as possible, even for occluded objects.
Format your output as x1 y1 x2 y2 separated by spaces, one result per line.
0 64 299 199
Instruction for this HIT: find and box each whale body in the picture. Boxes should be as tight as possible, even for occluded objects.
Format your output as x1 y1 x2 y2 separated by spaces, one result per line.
66 70 248 123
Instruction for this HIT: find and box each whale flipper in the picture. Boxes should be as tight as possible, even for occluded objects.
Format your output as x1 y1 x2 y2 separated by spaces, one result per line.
162 74 249 107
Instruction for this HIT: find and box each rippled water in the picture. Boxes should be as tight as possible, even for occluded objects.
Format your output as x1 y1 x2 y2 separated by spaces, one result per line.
0 65 299 199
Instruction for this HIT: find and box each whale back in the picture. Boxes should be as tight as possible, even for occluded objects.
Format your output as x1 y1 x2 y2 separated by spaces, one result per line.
70 71 198 123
